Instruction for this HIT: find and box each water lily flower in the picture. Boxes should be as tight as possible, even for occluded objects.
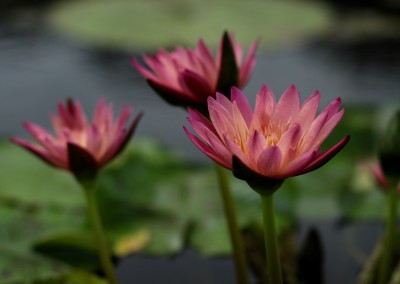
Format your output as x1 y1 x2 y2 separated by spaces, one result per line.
11 98 142 180
132 31 258 112
184 84 350 193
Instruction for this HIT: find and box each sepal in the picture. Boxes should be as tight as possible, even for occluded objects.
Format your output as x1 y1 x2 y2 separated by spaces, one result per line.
232 155 284 195
68 143 98 181
216 31 239 97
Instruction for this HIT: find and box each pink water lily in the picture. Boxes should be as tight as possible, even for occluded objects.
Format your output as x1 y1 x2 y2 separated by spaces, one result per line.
132 31 258 111
11 98 142 179
184 84 349 190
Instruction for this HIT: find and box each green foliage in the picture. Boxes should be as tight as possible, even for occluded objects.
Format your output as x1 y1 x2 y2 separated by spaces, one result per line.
49 0 331 51
33 271 107 284
33 231 101 271
0 107 390 282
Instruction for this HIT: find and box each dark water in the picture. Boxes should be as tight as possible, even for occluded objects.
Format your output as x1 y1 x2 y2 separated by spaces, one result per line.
116 221 382 284
1 9 399 284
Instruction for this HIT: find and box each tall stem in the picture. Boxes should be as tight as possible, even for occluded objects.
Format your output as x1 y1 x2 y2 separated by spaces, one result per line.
215 165 250 284
379 183 398 284
260 194 283 284
82 181 119 284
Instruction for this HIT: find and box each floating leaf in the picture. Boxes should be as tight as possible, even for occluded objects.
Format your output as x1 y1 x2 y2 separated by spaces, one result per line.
32 230 101 271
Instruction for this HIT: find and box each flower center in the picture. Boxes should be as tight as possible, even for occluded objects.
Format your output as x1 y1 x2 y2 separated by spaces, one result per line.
262 123 289 146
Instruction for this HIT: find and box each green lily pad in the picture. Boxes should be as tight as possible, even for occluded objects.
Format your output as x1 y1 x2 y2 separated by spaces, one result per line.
33 271 107 284
49 0 331 51
32 231 101 271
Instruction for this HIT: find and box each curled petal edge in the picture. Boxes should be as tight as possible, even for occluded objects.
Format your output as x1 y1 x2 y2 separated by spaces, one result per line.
302 135 350 175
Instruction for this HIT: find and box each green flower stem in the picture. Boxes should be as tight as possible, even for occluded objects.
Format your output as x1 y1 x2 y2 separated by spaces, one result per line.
260 193 283 284
215 165 250 284
379 183 398 284
82 180 119 284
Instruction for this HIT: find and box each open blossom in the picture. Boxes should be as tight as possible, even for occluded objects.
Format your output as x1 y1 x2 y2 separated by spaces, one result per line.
184 85 350 190
11 98 142 179
132 32 258 111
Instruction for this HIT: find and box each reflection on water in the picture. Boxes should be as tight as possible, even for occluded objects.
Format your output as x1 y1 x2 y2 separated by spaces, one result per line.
0 9 399 284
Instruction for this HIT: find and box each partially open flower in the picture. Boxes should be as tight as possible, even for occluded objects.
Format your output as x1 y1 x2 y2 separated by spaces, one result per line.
184 85 350 193
359 160 400 192
132 31 258 113
11 98 142 180
369 161 391 190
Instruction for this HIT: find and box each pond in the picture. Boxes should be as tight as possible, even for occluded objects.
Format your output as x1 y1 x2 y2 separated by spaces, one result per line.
1 4 400 284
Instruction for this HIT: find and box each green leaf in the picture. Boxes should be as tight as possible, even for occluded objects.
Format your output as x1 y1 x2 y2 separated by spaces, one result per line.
32 231 102 271
33 270 107 284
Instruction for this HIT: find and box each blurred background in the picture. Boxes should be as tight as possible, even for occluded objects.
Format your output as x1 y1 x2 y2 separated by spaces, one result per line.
0 0 400 283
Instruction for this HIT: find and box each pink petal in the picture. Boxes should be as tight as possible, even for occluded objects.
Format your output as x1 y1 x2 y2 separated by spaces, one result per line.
239 39 259 87
116 106 134 129
23 122 59 150
131 58 159 83
370 162 390 189
147 79 197 106
223 134 248 165
106 112 143 163
10 137 66 169
320 97 342 120
93 98 106 126
270 84 300 126
188 116 219 145
231 87 253 126
208 97 236 138
229 33 242 65
188 108 215 133
215 92 233 111
85 125 102 159
184 126 230 168
205 131 232 161
246 130 266 167
311 109 345 149
178 69 213 102
277 124 301 164
232 101 249 144
142 54 158 70
256 146 282 176
295 91 320 131
196 39 216 70
251 84 275 130
299 111 329 153
72 100 88 129
279 150 317 178
50 114 64 138
302 135 350 174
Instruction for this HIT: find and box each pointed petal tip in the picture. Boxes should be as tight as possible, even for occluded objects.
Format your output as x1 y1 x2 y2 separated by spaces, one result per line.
303 134 350 174
130 57 139 66
230 86 241 93
9 137 24 145
259 83 271 93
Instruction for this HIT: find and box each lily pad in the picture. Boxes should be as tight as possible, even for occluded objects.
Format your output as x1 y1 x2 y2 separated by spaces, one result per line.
49 0 331 51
